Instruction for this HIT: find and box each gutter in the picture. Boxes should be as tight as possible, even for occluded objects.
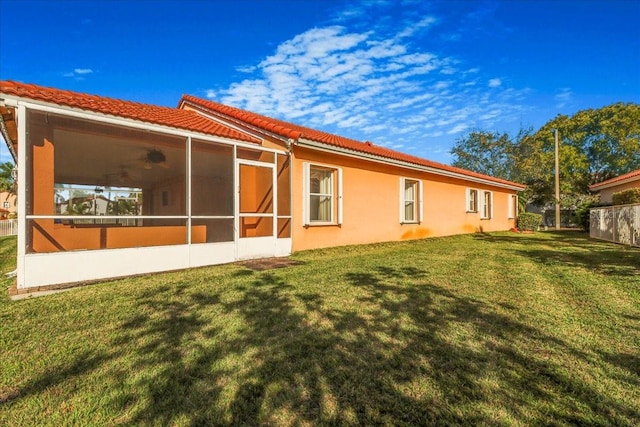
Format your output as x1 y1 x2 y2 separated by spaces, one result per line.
180 99 294 144
296 138 526 192
178 99 525 191
0 95 270 151
589 175 640 191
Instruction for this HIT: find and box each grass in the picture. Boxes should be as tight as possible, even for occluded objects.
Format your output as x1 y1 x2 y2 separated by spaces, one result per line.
0 231 639 426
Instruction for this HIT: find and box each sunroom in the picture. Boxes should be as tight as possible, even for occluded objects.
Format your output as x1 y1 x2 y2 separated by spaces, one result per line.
9 102 291 289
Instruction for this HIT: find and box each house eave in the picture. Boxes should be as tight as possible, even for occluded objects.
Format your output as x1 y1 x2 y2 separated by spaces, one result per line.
297 138 526 192
0 94 272 152
180 99 291 145
589 176 640 191
0 102 18 162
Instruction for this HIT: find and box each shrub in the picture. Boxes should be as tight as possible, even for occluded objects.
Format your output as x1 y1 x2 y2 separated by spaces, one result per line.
573 201 607 231
612 187 640 205
517 212 543 231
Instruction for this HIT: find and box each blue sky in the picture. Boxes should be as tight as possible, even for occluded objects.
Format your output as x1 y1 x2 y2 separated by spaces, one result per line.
1 0 638 165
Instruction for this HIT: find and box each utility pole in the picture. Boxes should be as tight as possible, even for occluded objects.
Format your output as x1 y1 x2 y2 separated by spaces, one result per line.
553 129 560 230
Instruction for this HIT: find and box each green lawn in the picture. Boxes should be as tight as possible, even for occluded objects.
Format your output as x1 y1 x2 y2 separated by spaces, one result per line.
1 232 639 426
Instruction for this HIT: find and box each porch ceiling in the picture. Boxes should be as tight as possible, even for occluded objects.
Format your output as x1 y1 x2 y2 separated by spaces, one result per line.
0 105 18 161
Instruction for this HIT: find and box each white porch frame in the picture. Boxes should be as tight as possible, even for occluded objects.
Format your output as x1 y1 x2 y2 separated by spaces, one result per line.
7 98 292 289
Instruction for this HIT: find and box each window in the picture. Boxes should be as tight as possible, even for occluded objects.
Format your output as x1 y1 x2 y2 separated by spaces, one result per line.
400 178 422 223
508 194 518 219
466 188 478 212
304 163 342 225
2 201 9 209
481 191 493 219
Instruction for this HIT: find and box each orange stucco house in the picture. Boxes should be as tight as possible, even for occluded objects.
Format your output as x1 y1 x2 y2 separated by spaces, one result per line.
589 169 640 204
0 192 17 218
0 80 525 290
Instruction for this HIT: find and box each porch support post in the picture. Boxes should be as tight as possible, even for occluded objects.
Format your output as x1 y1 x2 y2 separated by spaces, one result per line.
186 136 192 246
16 104 27 288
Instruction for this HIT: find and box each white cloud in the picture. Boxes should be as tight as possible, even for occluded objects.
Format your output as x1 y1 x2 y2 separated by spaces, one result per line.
236 65 256 73
396 15 437 38
447 123 468 134
205 89 216 99
63 68 94 79
213 9 529 165
555 88 572 108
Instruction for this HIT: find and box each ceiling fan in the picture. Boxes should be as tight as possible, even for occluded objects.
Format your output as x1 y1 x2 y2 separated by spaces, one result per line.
105 166 137 185
138 148 170 169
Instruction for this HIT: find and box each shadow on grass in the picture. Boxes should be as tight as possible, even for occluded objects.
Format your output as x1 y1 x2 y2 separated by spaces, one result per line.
14 260 636 425
0 351 108 405
107 264 638 425
474 231 640 277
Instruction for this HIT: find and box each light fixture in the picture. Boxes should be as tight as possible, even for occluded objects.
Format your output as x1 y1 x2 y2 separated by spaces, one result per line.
146 149 166 164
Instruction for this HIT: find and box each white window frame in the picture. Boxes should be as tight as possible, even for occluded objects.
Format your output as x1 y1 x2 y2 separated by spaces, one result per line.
466 188 479 213
508 194 518 219
400 178 423 224
303 162 343 226
480 190 493 219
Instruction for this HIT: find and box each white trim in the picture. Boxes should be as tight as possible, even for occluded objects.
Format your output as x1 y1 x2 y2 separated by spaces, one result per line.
272 152 278 239
186 136 192 244
418 180 424 223
508 194 518 219
237 236 277 260
233 145 239 259
337 167 343 225
26 215 188 220
0 96 288 154
16 104 26 289
180 103 269 142
297 138 524 191
466 188 479 213
302 162 310 226
303 162 342 226
590 175 640 191
400 177 422 224
399 178 404 223
480 190 493 219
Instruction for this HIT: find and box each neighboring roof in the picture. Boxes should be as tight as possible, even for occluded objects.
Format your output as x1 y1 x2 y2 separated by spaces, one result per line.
180 95 526 190
0 81 260 144
589 169 640 191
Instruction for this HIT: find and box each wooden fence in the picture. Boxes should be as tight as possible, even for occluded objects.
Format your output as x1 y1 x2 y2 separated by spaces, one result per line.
590 204 640 247
0 219 18 237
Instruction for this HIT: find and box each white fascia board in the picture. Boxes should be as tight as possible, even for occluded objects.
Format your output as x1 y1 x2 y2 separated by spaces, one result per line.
590 176 640 191
296 138 526 192
0 95 284 153
0 115 17 161
180 102 269 142
180 100 291 144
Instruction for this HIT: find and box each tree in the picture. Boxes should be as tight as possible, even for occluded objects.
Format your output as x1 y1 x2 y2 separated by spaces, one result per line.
0 161 16 211
0 161 16 194
450 103 640 208
523 103 640 206
450 130 518 181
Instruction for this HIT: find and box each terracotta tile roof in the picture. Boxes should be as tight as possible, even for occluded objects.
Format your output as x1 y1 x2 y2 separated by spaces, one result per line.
0 81 260 144
589 169 640 190
180 95 526 190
